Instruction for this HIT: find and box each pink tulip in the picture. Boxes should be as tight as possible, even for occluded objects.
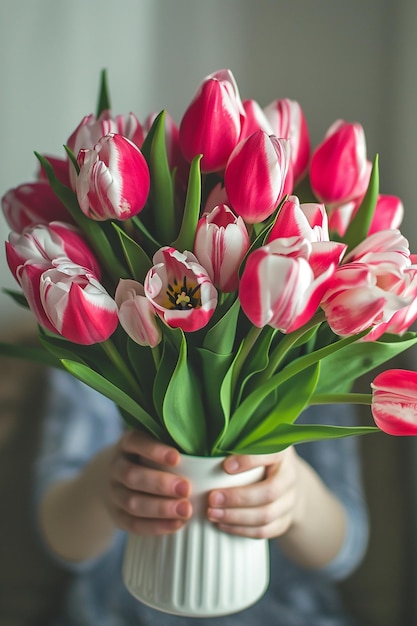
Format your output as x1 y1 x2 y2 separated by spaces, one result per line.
193 204 250 292
371 369 417 435
263 98 311 184
239 238 337 332
144 247 218 332
224 131 290 223
363 266 417 340
2 182 72 233
37 261 118 344
344 230 411 272
321 230 415 336
310 120 371 206
6 221 102 280
268 195 330 243
239 99 273 140
14 260 57 333
328 194 404 237
38 155 71 187
115 279 161 347
267 195 346 275
67 110 144 188
179 69 245 173
76 133 150 221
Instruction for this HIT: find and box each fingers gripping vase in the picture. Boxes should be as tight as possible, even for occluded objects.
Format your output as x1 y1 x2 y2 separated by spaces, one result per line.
122 455 270 617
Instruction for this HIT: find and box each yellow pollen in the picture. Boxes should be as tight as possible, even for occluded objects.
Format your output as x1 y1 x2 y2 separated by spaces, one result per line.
176 291 191 306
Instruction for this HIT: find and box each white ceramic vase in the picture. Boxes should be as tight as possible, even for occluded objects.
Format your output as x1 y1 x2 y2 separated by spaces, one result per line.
122 454 270 617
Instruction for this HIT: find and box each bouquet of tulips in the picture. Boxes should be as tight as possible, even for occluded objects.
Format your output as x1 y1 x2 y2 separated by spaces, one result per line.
2 68 417 456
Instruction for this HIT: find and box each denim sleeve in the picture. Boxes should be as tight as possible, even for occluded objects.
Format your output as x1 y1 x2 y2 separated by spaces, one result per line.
296 404 369 581
33 368 125 571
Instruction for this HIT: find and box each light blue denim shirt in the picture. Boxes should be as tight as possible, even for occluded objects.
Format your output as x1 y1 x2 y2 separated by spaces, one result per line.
33 369 369 626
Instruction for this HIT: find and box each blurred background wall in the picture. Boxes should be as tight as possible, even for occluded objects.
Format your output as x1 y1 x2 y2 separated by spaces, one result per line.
1 0 417 327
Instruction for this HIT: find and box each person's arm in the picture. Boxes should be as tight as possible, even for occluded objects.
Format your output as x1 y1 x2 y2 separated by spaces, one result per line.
207 446 347 570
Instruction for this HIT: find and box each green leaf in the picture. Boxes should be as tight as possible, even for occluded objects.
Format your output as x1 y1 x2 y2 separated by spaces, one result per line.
219 363 320 451
113 223 152 282
61 359 165 440
0 341 63 367
203 297 240 354
343 154 379 252
171 155 202 252
162 333 207 454
316 331 417 393
146 111 176 242
2 288 29 308
230 422 379 455
195 347 233 445
152 329 182 420
96 69 111 117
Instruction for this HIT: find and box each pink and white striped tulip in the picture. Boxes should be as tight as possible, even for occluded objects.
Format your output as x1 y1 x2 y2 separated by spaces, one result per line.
179 69 245 173
328 194 404 238
76 133 150 221
363 265 417 341
115 279 161 348
320 263 410 336
67 110 144 189
263 98 311 184
321 231 414 337
371 369 417 435
267 196 346 275
6 221 102 281
193 204 250 292
344 229 411 272
144 247 218 332
17 260 118 343
224 131 290 224
2 182 71 233
321 227 416 338
239 99 273 140
239 237 337 333
310 120 371 206
41 261 118 344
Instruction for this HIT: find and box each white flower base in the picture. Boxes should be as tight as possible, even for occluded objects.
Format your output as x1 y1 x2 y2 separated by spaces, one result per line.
122 455 270 617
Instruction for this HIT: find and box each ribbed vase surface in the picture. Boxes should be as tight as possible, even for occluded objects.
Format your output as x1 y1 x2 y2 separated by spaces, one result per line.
123 455 270 617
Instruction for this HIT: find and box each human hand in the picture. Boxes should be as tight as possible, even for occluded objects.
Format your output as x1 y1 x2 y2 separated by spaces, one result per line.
207 446 303 539
103 429 193 536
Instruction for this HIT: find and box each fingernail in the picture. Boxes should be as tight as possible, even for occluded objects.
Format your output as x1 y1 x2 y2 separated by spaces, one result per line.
225 458 239 472
165 450 179 466
175 501 190 518
211 491 225 506
175 480 189 498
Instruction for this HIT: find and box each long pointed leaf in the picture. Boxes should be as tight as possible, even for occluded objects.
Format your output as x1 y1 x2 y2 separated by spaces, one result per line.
230 422 379 455
61 359 165 440
343 154 379 252
316 331 417 393
96 68 111 117
162 333 207 454
171 155 202 252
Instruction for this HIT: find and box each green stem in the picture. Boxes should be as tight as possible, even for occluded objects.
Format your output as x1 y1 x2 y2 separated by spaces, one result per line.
100 339 145 403
260 311 325 382
310 393 372 405
151 345 161 370
231 325 263 395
